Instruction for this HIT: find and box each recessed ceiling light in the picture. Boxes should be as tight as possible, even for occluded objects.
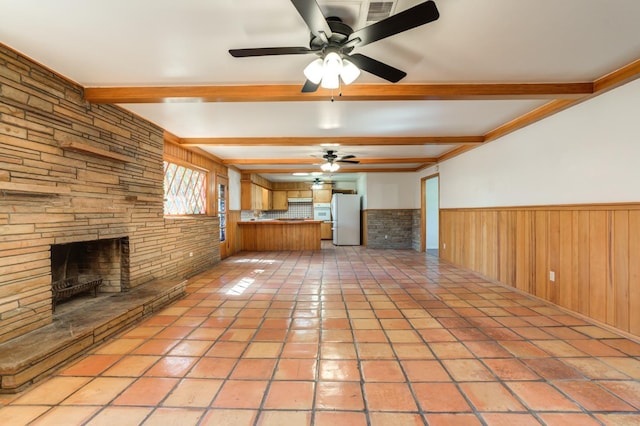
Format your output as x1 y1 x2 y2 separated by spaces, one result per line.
292 172 309 176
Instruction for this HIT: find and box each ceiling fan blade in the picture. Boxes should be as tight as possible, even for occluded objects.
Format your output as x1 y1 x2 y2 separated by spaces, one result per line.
348 0 439 47
291 0 332 39
339 155 356 160
301 79 320 93
347 53 406 83
338 159 360 164
229 47 316 57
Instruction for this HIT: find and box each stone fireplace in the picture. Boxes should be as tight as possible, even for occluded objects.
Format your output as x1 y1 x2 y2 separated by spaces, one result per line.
50 237 130 294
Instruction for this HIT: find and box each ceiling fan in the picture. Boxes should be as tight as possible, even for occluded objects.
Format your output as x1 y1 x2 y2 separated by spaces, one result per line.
320 150 359 172
229 0 440 92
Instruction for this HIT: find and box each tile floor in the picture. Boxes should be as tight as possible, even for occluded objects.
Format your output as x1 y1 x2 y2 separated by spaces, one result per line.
1 245 639 425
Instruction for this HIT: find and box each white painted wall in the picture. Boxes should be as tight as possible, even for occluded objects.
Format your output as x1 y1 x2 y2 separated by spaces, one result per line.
425 176 439 249
429 78 640 208
357 173 368 209
227 168 241 211
365 172 420 209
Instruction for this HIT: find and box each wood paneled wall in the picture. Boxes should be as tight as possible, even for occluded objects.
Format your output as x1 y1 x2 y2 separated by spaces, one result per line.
440 205 640 337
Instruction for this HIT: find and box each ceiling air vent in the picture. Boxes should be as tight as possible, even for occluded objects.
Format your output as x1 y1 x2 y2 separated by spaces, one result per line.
366 2 394 23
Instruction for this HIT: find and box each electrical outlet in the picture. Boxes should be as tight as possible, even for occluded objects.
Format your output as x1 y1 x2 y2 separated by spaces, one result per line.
549 271 555 282
189 252 193 257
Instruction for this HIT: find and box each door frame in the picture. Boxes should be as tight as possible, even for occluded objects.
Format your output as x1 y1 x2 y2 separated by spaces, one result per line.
420 172 440 253
217 175 229 259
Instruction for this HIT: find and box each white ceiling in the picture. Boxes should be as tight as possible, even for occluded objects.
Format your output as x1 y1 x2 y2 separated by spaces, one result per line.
1 0 639 183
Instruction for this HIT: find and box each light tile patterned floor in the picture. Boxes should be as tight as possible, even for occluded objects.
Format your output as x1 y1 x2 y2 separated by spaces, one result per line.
1 245 640 425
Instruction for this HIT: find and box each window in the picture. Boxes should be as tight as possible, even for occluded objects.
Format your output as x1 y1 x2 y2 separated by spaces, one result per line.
163 161 207 215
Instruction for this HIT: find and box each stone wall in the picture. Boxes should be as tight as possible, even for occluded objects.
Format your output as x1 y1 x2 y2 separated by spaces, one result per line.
411 209 421 251
0 44 220 344
365 209 418 249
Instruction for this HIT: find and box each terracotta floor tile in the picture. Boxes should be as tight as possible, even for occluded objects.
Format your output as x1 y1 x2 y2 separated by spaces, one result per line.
424 413 483 426
599 357 640 379
483 358 540 381
595 413 640 425
554 380 636 411
263 381 314 409
429 342 474 359
274 358 317 380
357 342 396 359
537 413 601 426
187 357 236 378
464 341 512 358
168 340 213 357
315 381 365 410
12 376 91 405
131 339 179 356
113 377 179 406
393 343 435 360
523 358 584 380
571 325 621 339
162 378 222 407
418 328 457 342
351 318 382 329
230 358 276 379
460 382 524 413
243 342 283 358
93 338 144 355
61 377 133 405
84 407 153 426
499 340 550 358
354 329 388 342
480 413 541 426
155 326 194 339
319 359 361 381
361 360 405 382
532 339 588 357
413 382 472 412
206 341 247 357
102 355 159 377
142 407 205 425
562 357 631 379
144 356 197 377
256 410 311 426
442 359 495 381
199 409 258 426
59 354 121 376
603 338 640 356
321 342 358 359
401 360 451 382
211 380 268 409
369 412 425 426
314 411 367 426
186 327 225 340
506 381 581 411
364 382 418 411
598 380 640 409
29 406 99 426
288 329 320 343
281 342 319 358
322 329 354 342
219 328 256 342
0 406 50 425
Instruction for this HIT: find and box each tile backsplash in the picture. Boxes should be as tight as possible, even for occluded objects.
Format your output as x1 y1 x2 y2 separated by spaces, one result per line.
241 202 313 221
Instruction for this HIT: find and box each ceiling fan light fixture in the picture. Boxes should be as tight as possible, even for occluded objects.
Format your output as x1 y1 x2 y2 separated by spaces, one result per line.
321 162 340 172
303 58 324 84
340 59 360 85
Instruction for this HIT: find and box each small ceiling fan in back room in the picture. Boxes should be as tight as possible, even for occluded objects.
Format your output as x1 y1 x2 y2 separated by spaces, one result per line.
229 0 440 92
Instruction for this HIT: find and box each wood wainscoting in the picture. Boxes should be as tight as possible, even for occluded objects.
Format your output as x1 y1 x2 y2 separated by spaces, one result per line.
440 204 640 337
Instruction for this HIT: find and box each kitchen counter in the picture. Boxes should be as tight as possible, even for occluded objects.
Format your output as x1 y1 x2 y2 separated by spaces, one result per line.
238 220 321 251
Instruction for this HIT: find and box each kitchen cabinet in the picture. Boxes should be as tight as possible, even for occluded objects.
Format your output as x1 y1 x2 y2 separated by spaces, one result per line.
313 189 332 203
321 222 333 240
241 182 272 210
287 190 312 198
272 190 288 210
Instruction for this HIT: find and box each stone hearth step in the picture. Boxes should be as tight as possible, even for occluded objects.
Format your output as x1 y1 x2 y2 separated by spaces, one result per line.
0 279 186 393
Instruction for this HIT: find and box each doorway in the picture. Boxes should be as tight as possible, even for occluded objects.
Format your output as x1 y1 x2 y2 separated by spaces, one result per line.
421 174 439 256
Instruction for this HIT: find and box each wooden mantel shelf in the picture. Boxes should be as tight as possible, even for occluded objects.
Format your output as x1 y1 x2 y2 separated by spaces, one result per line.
60 141 131 162
0 181 71 195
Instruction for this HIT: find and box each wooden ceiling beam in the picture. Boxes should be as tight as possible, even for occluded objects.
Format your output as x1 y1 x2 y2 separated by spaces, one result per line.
241 167 422 174
179 136 483 146
224 157 437 165
84 82 593 104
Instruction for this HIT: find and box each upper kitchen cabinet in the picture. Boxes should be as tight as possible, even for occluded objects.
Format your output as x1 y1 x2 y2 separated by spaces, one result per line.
312 189 332 203
272 191 288 210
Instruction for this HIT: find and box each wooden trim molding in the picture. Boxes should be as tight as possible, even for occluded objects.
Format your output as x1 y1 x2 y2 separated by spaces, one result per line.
179 136 484 147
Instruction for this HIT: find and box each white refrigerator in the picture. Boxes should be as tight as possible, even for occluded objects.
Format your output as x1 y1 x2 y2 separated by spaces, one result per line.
331 194 361 245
